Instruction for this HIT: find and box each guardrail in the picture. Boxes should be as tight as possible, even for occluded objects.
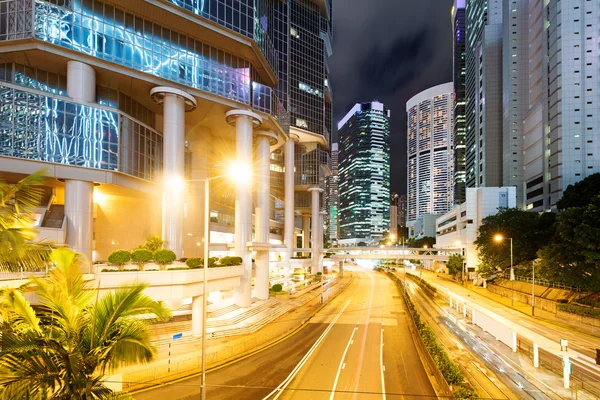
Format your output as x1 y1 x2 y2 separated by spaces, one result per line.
0 267 49 281
498 273 581 292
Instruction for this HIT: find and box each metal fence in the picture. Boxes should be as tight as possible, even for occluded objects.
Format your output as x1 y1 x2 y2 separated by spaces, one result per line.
498 272 581 292
0 267 49 281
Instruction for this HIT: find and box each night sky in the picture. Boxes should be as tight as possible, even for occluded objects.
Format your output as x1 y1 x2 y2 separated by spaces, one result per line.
330 0 454 195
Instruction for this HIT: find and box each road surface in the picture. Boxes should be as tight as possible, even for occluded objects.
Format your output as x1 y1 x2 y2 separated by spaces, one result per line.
133 267 436 399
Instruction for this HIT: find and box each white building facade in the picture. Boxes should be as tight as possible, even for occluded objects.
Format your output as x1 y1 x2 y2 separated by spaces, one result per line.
436 187 516 273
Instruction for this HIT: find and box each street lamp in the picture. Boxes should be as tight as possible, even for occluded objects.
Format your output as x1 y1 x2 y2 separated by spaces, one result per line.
194 162 250 400
494 234 514 307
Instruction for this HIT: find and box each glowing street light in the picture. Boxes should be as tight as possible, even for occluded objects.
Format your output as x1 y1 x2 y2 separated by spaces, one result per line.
494 234 515 307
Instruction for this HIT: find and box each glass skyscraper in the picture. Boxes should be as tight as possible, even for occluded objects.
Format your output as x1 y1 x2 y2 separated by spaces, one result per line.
452 0 466 205
338 101 390 244
406 83 454 223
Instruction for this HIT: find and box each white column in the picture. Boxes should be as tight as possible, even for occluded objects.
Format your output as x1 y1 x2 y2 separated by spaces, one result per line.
533 343 539 368
65 180 93 271
226 110 262 307
463 303 467 318
255 131 276 301
471 309 476 325
319 210 327 273
151 87 197 259
192 295 203 338
308 187 323 274
67 61 95 102
449 296 453 308
284 135 298 265
563 355 570 388
512 331 518 352
302 214 310 256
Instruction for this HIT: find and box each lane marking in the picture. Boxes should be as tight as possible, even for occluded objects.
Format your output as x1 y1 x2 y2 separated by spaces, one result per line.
263 300 352 400
342 363 346 370
380 328 387 400
330 327 358 400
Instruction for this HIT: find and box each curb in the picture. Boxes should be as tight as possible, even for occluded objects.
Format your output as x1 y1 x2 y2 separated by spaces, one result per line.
128 273 356 395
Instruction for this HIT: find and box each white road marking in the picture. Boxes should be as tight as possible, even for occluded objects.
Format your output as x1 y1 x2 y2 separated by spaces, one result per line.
263 300 352 400
342 363 346 370
330 327 358 400
380 328 387 400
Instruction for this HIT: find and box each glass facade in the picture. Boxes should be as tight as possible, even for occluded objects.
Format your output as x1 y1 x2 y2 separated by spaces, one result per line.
452 2 466 205
338 102 390 242
0 83 162 181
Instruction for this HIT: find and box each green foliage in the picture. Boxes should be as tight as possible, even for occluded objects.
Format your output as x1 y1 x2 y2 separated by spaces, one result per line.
537 195 600 290
0 248 171 398
558 304 600 319
141 235 165 252
556 173 600 210
271 283 283 292
186 258 203 268
474 208 554 278
0 170 56 272
131 249 153 267
153 249 176 269
357 241 367 247
452 387 478 399
407 236 436 249
316 272 323 276
108 250 132 270
446 254 464 277
405 273 437 294
219 256 243 266
575 298 600 308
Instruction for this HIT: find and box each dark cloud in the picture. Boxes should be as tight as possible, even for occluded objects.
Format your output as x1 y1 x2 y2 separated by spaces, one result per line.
331 0 454 195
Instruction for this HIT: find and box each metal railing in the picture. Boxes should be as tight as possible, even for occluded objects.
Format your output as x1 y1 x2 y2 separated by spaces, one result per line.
0 266 49 281
498 272 581 292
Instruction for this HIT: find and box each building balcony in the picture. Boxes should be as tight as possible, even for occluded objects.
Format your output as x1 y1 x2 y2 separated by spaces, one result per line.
0 83 163 182
0 0 288 129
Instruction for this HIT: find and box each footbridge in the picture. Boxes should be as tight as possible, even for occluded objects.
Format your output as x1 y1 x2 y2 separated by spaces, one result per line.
326 247 461 262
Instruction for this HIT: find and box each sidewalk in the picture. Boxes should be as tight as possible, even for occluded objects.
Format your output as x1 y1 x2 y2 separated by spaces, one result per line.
118 274 353 392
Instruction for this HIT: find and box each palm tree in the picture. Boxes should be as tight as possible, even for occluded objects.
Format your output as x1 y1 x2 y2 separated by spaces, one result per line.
0 248 171 399
0 170 55 272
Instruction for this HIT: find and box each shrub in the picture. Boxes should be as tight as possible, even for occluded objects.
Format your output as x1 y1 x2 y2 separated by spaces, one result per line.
131 249 153 268
452 387 477 399
558 304 600 319
186 258 203 269
271 283 283 292
575 298 600 308
220 256 243 266
316 272 323 276
108 250 131 270
154 249 177 270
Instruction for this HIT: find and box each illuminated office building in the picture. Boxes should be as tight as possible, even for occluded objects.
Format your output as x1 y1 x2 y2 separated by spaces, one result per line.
452 0 466 205
0 0 332 307
338 101 390 244
406 83 454 223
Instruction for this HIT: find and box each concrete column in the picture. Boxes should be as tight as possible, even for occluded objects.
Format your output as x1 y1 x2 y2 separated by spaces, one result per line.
512 331 518 352
65 180 93 271
284 134 299 264
67 61 95 102
254 131 277 301
302 214 310 256
192 295 203 338
319 210 327 273
449 296 453 308
533 343 539 368
308 187 323 274
471 309 476 325
463 303 467 318
226 110 262 308
151 87 197 258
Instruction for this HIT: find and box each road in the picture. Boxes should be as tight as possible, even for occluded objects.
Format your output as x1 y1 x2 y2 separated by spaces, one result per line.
133 267 436 399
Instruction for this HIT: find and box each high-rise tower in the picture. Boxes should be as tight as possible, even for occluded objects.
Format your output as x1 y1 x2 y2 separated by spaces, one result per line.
452 0 466 205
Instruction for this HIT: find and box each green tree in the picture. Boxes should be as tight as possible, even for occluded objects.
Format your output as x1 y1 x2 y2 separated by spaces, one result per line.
556 173 600 210
142 236 165 253
537 195 600 290
474 208 552 277
446 254 464 277
0 248 171 398
0 170 55 272
407 236 436 249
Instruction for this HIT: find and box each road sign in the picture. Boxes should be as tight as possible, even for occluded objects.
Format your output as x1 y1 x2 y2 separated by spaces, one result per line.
173 333 183 340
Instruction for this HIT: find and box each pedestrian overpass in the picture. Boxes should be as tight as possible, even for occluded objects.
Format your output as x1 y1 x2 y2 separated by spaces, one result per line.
325 247 462 262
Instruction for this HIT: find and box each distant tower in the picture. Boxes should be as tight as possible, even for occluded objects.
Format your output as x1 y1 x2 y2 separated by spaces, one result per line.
326 143 339 241
338 101 391 244
452 0 466 205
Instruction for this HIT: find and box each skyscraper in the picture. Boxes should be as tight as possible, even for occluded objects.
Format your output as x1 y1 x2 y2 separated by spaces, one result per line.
406 83 454 223
338 102 391 244
452 0 466 205
326 142 339 242
465 0 503 189
521 0 600 211
390 193 399 239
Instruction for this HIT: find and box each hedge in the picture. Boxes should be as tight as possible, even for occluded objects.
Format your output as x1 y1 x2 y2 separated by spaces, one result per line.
108 250 132 270
186 258 203 268
559 304 600 319
271 283 283 292
220 256 243 266
575 298 600 309
405 273 437 294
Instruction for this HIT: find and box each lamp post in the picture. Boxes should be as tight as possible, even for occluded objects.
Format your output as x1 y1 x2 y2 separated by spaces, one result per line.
421 245 428 277
532 260 536 316
456 240 467 285
196 163 250 400
494 235 514 307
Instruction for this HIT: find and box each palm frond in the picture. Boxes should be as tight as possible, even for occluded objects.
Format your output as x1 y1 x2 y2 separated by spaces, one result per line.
0 289 40 333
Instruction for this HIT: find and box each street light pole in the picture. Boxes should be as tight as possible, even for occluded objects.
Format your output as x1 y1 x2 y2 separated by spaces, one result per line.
201 178 209 400
532 260 536 316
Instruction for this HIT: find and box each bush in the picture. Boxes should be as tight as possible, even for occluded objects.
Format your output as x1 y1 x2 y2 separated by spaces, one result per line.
220 256 243 266
559 304 600 319
452 387 477 399
131 249 153 268
186 258 203 269
108 250 132 270
141 235 164 252
316 272 323 276
271 283 283 292
575 298 600 308
154 249 177 270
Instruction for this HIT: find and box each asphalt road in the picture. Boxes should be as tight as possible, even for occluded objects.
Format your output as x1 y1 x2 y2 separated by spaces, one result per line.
133 267 436 399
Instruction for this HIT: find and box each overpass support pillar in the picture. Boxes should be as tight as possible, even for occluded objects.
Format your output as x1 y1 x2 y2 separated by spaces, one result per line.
192 295 203 338
533 343 539 368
